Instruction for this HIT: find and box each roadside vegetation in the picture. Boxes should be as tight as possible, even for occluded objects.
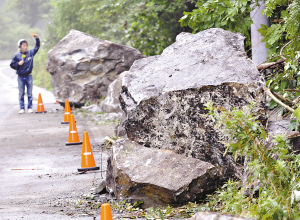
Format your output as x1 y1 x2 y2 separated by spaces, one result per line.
203 103 300 219
1 0 300 218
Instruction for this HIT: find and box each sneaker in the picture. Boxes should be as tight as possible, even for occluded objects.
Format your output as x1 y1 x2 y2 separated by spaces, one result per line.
28 109 33 113
19 109 25 114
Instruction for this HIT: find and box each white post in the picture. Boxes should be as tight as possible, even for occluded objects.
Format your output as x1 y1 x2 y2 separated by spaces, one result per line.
250 0 270 65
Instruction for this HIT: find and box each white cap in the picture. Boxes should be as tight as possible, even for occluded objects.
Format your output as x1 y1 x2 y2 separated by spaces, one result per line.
18 39 27 47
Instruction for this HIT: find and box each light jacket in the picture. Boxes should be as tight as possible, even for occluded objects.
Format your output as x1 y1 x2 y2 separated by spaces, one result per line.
10 38 40 75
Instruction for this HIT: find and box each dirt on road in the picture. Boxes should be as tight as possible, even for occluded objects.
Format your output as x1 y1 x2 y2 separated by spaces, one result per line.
0 102 116 220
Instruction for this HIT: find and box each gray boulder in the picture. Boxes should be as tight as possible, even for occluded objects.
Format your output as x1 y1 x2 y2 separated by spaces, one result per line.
106 139 219 208
101 71 129 113
46 29 145 106
118 28 266 181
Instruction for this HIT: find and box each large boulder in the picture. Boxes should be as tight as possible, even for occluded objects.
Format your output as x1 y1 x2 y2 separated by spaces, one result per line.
46 29 145 106
106 139 219 208
118 28 266 181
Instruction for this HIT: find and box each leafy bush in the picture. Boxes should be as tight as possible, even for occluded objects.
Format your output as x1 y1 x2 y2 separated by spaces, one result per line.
259 0 300 110
32 47 52 91
260 0 300 59
203 102 300 219
45 0 193 56
0 0 46 59
127 0 194 56
179 0 259 51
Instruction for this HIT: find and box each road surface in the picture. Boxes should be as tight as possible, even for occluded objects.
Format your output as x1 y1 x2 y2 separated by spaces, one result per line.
0 60 115 219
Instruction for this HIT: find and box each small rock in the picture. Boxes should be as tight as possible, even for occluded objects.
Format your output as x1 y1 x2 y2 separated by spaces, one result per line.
50 108 59 113
94 179 106 194
98 195 108 203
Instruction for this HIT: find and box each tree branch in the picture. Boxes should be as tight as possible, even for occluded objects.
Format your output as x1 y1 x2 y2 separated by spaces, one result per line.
272 90 294 106
284 89 300 93
263 86 295 112
257 58 286 70
280 40 293 61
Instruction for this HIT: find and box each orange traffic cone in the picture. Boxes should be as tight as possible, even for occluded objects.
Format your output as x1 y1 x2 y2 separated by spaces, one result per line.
65 114 82 145
55 100 59 104
100 203 113 220
35 93 47 113
61 100 71 124
78 132 99 172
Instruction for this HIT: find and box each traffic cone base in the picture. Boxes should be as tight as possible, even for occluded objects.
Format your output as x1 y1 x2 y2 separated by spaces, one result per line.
77 166 99 172
66 141 82 146
35 111 47 113
61 121 76 125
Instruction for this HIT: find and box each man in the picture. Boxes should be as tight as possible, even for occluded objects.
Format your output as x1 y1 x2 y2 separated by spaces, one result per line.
10 34 40 114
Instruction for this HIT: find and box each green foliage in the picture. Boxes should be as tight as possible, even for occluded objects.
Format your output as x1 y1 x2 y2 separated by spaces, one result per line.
45 0 193 55
262 0 300 51
287 119 300 131
268 52 300 96
128 0 193 56
204 102 300 219
295 108 300 120
258 0 300 59
259 0 300 110
145 206 174 219
0 0 42 59
5 0 51 27
32 47 53 91
133 200 144 208
110 135 120 141
287 108 300 131
179 0 258 49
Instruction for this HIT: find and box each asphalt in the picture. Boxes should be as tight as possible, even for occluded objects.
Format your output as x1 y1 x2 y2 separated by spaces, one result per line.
0 60 115 219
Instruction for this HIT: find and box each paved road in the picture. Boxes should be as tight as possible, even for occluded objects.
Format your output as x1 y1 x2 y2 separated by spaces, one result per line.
0 60 115 219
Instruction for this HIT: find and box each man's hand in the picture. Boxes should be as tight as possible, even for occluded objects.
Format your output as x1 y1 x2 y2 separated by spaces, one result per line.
18 59 24 66
33 34 39 39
